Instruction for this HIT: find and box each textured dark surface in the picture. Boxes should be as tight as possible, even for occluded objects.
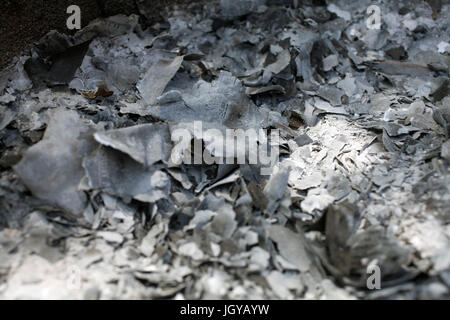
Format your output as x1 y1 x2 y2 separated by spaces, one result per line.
0 0 189 70
0 0 103 70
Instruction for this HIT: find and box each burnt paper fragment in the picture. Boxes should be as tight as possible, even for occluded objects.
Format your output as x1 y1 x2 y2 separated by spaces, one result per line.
25 40 91 87
83 146 170 203
94 123 172 167
14 109 97 215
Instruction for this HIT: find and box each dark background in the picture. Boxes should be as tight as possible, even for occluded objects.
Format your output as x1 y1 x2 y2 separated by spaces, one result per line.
0 0 191 70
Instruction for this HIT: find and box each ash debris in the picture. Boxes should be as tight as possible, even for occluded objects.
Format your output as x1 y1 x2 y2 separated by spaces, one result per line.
0 0 450 299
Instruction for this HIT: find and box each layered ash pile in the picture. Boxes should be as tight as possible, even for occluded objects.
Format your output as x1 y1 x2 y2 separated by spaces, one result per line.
0 0 449 299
